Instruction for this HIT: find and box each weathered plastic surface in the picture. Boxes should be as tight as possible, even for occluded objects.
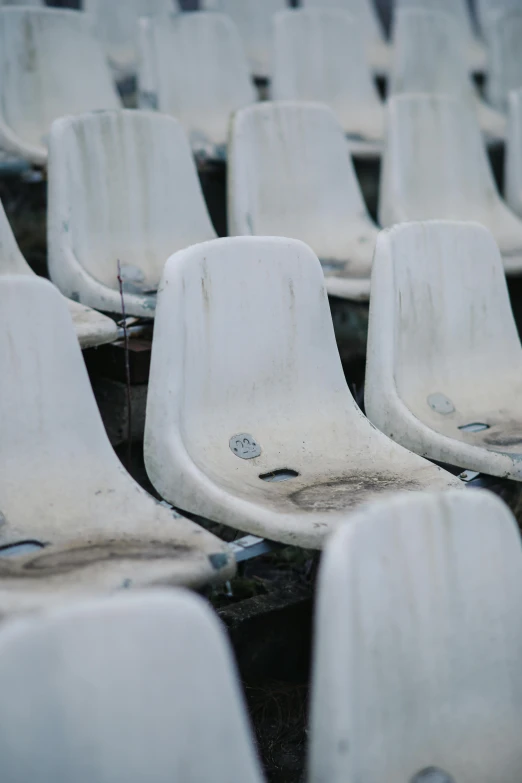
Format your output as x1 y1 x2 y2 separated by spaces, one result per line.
228 102 378 301
309 489 522 783
272 9 383 157
84 0 176 81
394 0 486 72
0 591 265 781
0 197 117 350
301 0 391 75
138 12 255 160
476 0 522 34
485 9 522 113
507 88 522 218
144 236 462 550
365 220 522 478
390 7 505 143
200 0 286 79
0 275 234 613
48 110 216 317
0 8 120 166
379 94 522 273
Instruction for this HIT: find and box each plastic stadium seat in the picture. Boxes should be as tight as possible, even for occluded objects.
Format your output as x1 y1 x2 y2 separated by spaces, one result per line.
301 0 391 76
309 489 522 783
379 94 522 274
272 9 384 157
0 8 121 166
390 7 505 143
48 110 216 317
485 9 522 113
506 88 522 218
476 0 522 35
394 0 486 73
366 220 522 479
0 198 117 350
84 0 177 82
0 591 265 781
228 102 378 301
144 236 462 550
138 11 255 161
0 275 234 614
200 0 286 80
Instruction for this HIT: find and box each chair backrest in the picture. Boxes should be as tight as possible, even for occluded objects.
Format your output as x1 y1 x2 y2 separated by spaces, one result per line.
0 275 130 521
485 9 522 112
272 9 381 131
390 7 473 102
229 102 371 258
0 590 265 783
301 0 385 44
48 110 216 296
507 88 522 217
309 489 522 783
145 236 358 482
84 0 175 78
476 0 522 34
200 0 286 77
365 220 522 427
0 8 120 162
379 94 498 227
393 0 476 44
138 12 255 152
0 199 33 276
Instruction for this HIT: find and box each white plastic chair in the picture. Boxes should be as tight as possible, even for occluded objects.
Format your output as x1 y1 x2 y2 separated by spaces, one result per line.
84 0 176 82
379 94 522 274
0 591 265 781
390 7 505 143
144 236 462 550
228 102 378 301
138 11 255 161
272 9 384 157
476 0 522 35
0 275 234 612
200 0 286 79
365 220 522 479
309 489 522 783
0 198 117 350
485 9 522 113
0 8 121 167
394 0 486 73
48 110 217 317
506 88 522 218
301 0 391 76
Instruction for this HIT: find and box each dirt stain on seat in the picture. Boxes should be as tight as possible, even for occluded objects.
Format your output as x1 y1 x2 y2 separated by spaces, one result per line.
465 419 522 452
290 474 422 512
0 541 196 578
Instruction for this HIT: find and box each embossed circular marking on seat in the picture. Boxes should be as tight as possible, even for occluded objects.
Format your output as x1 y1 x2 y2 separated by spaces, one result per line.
229 434 261 459
411 767 455 783
427 393 455 415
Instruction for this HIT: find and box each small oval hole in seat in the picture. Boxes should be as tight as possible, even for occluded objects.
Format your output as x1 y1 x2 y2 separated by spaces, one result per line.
0 541 45 558
259 469 299 483
458 423 490 433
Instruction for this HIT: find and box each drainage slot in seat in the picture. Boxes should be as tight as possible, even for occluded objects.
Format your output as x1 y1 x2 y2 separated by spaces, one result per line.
0 541 45 558
458 422 490 433
260 469 299 483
